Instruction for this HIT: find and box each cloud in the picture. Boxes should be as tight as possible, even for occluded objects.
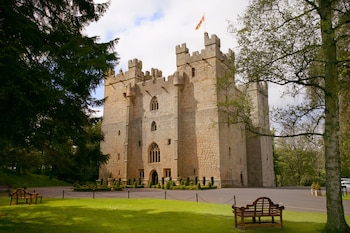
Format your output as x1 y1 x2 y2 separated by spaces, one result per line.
86 0 284 114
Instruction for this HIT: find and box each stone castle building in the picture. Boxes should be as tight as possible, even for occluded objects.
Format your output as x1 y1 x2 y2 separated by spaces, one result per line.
100 33 275 187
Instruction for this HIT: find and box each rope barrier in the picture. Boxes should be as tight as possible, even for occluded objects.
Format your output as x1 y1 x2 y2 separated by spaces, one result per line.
38 188 236 204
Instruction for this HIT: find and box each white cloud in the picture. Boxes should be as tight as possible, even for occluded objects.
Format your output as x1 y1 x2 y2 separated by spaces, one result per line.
86 0 284 114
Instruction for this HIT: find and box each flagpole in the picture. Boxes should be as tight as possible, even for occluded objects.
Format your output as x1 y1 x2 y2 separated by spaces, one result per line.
203 13 206 33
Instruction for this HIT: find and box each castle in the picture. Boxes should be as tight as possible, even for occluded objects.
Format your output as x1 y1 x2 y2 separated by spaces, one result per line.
99 33 275 187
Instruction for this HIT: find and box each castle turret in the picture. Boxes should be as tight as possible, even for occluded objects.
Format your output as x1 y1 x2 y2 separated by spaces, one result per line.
127 58 144 82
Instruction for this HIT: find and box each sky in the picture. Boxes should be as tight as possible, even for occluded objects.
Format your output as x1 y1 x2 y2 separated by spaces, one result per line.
85 0 282 116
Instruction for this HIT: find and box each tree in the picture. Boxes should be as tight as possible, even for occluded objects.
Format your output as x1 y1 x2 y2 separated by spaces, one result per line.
274 134 324 186
230 0 350 232
0 1 117 172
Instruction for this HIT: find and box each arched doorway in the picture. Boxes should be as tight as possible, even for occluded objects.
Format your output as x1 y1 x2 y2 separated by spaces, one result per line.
150 170 158 185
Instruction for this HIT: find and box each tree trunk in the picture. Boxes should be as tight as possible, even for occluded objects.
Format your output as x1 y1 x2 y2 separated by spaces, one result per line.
320 0 350 232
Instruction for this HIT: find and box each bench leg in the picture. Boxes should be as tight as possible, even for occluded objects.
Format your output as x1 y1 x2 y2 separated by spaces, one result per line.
241 215 245 230
280 215 283 228
234 213 238 228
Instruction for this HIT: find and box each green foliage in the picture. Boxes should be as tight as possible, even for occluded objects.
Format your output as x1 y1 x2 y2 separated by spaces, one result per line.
0 170 70 188
0 0 117 182
311 182 321 191
274 136 325 187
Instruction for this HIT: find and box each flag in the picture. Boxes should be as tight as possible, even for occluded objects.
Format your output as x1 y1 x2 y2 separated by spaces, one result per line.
195 15 205 30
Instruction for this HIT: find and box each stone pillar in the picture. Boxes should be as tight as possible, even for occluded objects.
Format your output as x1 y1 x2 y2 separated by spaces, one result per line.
124 83 135 182
173 71 184 179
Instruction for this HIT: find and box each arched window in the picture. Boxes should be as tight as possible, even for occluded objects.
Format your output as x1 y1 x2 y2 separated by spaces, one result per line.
149 143 160 163
150 96 159 111
151 121 157 131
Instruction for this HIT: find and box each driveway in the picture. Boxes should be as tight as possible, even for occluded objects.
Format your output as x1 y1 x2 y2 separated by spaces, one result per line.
23 186 350 214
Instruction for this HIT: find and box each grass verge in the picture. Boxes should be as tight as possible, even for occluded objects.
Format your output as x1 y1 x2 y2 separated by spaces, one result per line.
0 197 348 233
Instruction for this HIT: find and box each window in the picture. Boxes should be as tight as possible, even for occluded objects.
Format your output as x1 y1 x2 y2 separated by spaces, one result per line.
150 96 159 111
149 143 160 163
168 139 171 145
139 169 144 178
192 67 195 77
164 169 171 178
151 121 157 131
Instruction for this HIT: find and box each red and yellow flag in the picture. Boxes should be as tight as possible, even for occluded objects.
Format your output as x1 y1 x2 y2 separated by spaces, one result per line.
195 15 205 30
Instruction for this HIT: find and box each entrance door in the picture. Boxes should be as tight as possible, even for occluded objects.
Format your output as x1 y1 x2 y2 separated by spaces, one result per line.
151 170 158 185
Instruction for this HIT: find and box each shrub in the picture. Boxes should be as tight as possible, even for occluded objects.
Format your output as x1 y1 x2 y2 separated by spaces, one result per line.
208 181 212 188
311 182 321 190
186 177 190 186
165 181 171 190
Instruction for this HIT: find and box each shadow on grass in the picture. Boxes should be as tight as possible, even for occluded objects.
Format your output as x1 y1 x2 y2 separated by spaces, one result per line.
0 199 326 233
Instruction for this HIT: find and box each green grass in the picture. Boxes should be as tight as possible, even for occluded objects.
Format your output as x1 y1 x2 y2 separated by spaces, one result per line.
0 197 348 233
0 170 71 188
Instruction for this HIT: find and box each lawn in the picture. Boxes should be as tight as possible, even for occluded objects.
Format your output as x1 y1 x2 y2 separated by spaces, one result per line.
0 197 345 233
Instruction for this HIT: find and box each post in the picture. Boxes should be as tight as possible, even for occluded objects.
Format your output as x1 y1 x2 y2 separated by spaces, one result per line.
165 191 167 200
62 190 65 199
196 193 198 202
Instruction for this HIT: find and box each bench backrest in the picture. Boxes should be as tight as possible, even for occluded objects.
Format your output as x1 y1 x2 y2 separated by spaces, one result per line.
246 197 282 214
253 197 272 214
11 188 29 198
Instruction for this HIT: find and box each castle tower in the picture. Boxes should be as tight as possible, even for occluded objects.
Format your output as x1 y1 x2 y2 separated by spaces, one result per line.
100 33 275 188
246 82 275 186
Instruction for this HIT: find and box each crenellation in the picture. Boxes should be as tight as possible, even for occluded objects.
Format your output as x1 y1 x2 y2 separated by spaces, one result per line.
175 33 229 67
151 68 162 78
128 58 143 70
192 51 200 57
204 32 221 48
175 43 189 55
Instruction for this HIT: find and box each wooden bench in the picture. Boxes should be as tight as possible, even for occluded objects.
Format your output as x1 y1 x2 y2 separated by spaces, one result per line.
9 188 42 205
232 197 284 230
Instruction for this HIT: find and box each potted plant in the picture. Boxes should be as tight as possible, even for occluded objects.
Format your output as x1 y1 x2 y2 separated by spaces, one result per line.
311 182 321 196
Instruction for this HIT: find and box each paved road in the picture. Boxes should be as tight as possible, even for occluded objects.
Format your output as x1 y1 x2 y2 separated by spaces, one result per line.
21 186 350 214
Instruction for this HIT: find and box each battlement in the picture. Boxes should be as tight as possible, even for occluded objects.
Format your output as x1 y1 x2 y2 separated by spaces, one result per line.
204 32 220 48
151 68 162 78
176 33 232 67
176 43 189 55
128 59 143 70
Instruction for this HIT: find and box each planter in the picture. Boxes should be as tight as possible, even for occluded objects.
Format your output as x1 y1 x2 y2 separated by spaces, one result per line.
311 189 322 196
